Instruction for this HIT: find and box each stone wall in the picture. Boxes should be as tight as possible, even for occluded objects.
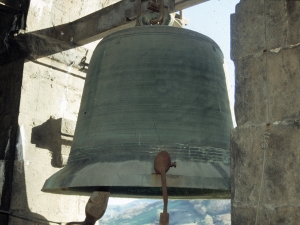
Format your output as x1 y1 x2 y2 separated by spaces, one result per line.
9 58 88 224
0 0 118 224
231 0 300 224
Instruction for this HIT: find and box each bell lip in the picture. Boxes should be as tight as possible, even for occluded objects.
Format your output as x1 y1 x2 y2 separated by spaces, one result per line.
41 186 231 199
42 159 230 198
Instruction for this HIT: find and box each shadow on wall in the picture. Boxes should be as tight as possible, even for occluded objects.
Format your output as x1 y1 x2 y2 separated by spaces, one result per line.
1 126 51 225
8 162 51 224
31 117 75 168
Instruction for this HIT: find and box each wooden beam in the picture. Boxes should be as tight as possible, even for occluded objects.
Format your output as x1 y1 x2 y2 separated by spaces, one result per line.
1 0 208 66
35 0 208 46
0 32 87 68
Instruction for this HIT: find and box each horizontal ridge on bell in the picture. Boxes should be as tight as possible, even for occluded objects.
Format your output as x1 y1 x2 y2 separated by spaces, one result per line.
42 25 233 199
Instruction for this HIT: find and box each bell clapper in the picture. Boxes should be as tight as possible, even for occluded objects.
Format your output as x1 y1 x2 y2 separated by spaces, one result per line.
154 151 176 225
66 191 110 225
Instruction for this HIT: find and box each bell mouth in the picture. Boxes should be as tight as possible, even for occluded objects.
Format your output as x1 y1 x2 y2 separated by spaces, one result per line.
42 154 230 199
42 185 230 199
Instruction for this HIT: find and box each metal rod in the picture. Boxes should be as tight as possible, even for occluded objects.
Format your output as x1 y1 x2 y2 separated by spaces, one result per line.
161 170 168 214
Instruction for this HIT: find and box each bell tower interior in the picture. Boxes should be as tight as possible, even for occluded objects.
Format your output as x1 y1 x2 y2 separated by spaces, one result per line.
0 0 300 224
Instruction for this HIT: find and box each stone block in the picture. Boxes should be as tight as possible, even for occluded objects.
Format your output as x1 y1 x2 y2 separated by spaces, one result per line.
231 123 265 204
231 1 300 60
234 47 300 125
264 0 287 50
231 205 256 225
234 54 268 125
231 120 300 224
267 48 300 122
286 1 300 44
21 60 84 121
232 205 300 225
231 1 266 60
262 120 300 205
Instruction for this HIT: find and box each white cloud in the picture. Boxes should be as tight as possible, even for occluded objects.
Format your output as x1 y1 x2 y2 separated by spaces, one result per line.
203 214 214 225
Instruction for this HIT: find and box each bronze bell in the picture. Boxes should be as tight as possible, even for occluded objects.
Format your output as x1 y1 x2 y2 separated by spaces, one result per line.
42 25 233 199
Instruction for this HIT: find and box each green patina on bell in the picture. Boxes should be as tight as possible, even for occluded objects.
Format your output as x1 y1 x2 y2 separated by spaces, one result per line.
42 25 233 199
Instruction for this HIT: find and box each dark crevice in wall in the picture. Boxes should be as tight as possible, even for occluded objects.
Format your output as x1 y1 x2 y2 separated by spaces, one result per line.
0 5 30 224
0 58 24 225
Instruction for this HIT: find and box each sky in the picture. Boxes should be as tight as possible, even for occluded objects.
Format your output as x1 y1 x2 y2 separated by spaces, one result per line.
101 199 231 224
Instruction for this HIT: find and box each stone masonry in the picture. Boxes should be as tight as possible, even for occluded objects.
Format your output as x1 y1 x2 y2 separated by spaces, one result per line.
231 0 300 224
0 0 118 224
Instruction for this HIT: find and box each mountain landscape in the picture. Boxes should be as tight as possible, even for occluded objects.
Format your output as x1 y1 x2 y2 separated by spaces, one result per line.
99 199 231 225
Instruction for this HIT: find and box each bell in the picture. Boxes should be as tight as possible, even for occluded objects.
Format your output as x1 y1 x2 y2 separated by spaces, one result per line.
42 25 233 199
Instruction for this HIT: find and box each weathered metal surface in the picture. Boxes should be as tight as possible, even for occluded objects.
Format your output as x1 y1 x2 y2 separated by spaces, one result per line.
43 25 233 198
154 151 176 174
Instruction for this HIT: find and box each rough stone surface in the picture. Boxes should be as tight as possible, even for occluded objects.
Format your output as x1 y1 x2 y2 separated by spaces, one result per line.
231 0 300 225
231 0 300 60
285 1 300 45
231 121 300 225
234 54 268 125
8 58 88 224
231 0 266 60
267 48 300 122
231 1 300 224
232 205 300 225
234 47 300 126
0 1 120 224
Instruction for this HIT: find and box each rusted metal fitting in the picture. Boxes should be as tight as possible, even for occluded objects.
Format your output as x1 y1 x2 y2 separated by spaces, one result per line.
160 212 169 225
154 151 174 225
154 150 175 174
171 161 176 168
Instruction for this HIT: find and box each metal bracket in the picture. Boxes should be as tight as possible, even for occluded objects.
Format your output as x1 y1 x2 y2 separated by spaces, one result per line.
136 0 185 27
